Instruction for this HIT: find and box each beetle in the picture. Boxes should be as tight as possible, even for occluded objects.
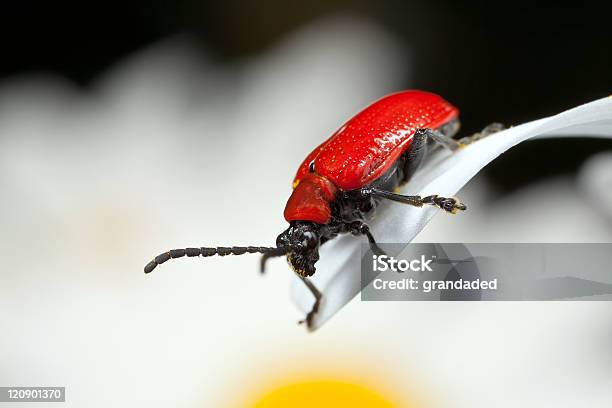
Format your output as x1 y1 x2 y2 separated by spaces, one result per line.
144 90 502 329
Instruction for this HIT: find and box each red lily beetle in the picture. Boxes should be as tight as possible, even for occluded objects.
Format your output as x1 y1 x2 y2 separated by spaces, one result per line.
145 90 502 328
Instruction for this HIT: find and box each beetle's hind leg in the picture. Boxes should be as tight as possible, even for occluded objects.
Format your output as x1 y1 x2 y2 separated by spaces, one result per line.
457 122 505 146
416 128 462 151
417 122 505 152
297 276 322 331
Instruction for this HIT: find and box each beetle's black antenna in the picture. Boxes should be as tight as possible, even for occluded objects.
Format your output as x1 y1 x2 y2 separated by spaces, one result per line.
144 246 287 274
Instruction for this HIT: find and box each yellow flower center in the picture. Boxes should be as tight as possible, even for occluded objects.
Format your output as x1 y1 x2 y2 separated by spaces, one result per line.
250 379 399 408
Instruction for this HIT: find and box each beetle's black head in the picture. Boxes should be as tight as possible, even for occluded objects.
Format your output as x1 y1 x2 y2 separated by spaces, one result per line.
276 221 321 277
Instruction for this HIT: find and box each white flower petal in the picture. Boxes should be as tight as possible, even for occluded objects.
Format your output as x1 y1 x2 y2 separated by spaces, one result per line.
291 96 612 330
578 151 612 219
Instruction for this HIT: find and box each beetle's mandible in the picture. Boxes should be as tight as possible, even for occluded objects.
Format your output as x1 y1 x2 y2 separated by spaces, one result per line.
144 90 503 329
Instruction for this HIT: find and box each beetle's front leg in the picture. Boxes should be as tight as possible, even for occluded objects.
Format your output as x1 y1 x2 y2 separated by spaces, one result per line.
347 221 385 255
259 247 286 274
297 275 322 331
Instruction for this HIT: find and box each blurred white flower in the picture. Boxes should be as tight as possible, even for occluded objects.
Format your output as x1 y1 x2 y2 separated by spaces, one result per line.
579 151 612 219
0 15 411 407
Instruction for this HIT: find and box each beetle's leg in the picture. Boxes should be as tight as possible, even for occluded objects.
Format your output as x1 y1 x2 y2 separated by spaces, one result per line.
417 123 505 151
421 194 467 213
260 247 286 274
457 122 505 146
347 221 385 255
363 187 467 214
297 275 322 331
416 128 462 151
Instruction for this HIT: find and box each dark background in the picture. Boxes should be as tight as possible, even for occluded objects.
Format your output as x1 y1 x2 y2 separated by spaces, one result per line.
2 0 611 191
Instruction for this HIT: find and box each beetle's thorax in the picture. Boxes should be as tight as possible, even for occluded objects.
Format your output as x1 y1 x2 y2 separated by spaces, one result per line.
284 173 337 225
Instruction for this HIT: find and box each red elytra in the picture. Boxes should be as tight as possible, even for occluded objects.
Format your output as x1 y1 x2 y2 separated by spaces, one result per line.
284 90 459 224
